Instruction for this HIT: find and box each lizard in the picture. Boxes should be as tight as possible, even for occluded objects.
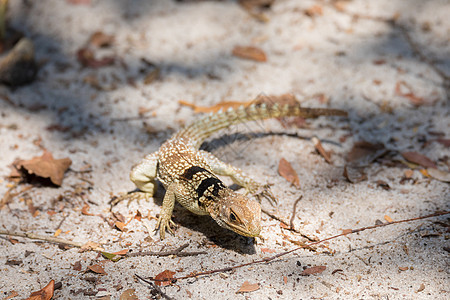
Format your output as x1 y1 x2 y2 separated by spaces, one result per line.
114 102 347 239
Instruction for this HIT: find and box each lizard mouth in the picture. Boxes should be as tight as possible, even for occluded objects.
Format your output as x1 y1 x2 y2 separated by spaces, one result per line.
225 222 261 237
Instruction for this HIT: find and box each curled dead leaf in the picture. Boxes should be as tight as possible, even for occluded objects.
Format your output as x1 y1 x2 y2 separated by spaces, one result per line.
154 270 176 286
312 136 332 163
278 158 300 188
87 264 107 275
232 45 267 62
236 281 260 293
301 266 326 276
17 151 72 186
25 280 54 300
401 151 437 169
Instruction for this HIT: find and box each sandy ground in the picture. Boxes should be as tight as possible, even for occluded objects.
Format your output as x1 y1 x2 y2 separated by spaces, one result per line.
0 0 449 299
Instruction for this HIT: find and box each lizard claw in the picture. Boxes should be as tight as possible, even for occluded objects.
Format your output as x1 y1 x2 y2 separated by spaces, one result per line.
110 191 150 207
155 215 176 239
246 182 277 206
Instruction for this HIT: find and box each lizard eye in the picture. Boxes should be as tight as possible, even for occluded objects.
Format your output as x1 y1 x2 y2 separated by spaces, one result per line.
229 212 237 222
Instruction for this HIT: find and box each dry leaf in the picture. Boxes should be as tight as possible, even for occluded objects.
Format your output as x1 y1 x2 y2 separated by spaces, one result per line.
347 141 387 166
89 31 114 48
87 264 107 275
54 229 62 237
154 270 176 286
232 46 267 62
312 136 332 163
134 210 142 221
25 280 54 300
77 48 115 68
278 158 300 188
436 138 450 147
301 266 326 276
395 81 424 105
427 168 450 182
343 166 367 183
376 180 390 191
398 266 408 271
304 4 323 16
115 221 127 232
384 215 393 223
401 152 437 169
417 283 425 292
18 151 72 186
82 203 94 216
236 281 260 293
79 241 103 252
112 249 129 255
119 288 138 300
72 260 82 271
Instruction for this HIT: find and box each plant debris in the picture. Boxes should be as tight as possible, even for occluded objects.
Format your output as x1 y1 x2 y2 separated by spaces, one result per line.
25 280 55 300
236 281 260 293
15 150 72 186
232 45 267 62
401 151 437 169
87 264 107 275
154 270 176 286
301 266 326 276
347 141 387 166
278 158 300 188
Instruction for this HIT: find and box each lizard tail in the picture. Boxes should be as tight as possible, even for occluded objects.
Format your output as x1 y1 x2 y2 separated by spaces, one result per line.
177 103 348 148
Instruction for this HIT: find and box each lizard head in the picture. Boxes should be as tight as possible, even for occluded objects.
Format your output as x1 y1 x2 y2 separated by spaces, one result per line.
207 189 262 237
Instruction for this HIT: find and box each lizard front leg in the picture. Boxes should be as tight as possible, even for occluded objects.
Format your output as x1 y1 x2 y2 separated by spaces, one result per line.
111 152 158 206
199 150 277 204
156 181 193 239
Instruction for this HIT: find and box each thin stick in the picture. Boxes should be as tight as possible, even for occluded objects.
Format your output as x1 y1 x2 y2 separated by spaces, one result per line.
0 229 84 248
146 210 449 282
135 274 174 300
289 195 303 229
262 207 315 241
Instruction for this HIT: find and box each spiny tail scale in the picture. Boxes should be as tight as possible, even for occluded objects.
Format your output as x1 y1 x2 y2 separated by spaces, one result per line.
176 103 348 149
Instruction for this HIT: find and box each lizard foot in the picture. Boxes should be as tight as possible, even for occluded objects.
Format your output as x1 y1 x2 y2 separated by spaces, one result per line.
110 191 150 207
155 214 177 240
245 182 277 206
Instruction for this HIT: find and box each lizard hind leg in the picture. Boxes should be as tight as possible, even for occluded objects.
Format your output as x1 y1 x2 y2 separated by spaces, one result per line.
199 150 277 205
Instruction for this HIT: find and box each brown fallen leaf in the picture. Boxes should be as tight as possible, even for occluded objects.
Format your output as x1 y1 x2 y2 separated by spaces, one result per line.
232 45 267 62
384 215 393 223
395 81 424 106
72 260 82 271
134 210 142 221
417 283 425 292
401 151 437 169
278 158 300 188
77 48 115 68
301 266 326 276
154 270 176 286
376 180 390 191
115 221 127 232
236 281 260 293
427 168 450 182
436 138 450 147
82 203 94 216
17 151 72 186
178 99 253 114
87 264 107 275
120 288 138 300
89 31 114 48
312 136 332 163
25 280 54 300
398 266 409 271
343 165 367 183
304 4 323 17
347 141 387 166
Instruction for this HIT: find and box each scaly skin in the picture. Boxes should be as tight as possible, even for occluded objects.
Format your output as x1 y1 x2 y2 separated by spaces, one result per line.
117 102 347 239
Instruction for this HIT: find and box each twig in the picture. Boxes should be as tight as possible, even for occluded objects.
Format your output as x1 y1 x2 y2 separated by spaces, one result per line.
127 243 207 257
0 229 84 248
289 195 303 229
262 207 315 241
135 274 174 300
148 210 449 282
